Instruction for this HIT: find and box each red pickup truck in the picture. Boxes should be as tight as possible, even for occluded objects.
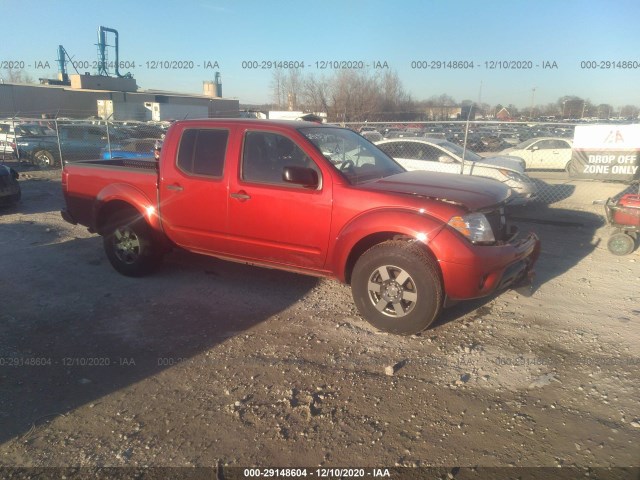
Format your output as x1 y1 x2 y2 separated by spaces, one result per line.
61 119 540 335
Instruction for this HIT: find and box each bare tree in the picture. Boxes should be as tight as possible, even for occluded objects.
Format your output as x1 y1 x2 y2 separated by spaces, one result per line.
301 75 331 114
619 105 639 118
2 68 35 84
270 69 286 108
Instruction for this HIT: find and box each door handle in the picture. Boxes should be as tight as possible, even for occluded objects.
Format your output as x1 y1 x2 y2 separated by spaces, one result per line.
230 191 251 201
166 184 184 191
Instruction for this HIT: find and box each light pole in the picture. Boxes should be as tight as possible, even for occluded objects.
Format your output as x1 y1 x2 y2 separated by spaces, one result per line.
562 100 567 119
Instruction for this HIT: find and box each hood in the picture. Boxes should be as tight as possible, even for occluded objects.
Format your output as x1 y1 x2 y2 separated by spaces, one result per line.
475 155 526 172
357 171 512 211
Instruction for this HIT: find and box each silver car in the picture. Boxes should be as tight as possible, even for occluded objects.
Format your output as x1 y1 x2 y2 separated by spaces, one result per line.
376 138 537 205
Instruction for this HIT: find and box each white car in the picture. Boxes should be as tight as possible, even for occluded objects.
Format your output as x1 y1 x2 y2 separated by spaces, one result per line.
500 137 573 170
375 138 537 205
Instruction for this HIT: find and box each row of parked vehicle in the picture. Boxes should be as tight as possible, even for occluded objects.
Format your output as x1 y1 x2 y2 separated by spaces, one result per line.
0 117 575 209
359 123 574 171
0 119 167 167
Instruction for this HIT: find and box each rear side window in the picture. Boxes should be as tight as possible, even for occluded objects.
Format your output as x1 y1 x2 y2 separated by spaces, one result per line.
177 129 228 177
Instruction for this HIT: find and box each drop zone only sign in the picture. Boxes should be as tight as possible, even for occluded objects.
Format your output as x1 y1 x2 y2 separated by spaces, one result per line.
568 124 640 181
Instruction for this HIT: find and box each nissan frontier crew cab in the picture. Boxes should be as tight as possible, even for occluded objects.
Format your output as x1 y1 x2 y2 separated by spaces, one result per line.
61 119 540 335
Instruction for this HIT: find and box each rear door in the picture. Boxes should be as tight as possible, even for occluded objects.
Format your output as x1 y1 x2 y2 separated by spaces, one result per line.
158 125 231 253
225 128 333 270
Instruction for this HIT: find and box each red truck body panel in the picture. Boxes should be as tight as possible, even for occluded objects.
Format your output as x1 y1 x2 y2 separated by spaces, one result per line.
62 119 540 306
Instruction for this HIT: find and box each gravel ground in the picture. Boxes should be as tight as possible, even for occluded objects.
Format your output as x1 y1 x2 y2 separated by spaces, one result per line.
0 168 638 471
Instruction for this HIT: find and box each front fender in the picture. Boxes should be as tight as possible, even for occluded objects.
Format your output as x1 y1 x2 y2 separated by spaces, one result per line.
330 208 448 283
94 183 161 234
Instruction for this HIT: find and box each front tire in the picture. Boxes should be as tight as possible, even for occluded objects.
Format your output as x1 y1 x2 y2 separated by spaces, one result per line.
351 240 443 335
103 210 162 276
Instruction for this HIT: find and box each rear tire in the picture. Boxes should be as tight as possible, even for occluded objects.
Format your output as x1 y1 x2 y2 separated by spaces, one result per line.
564 159 574 173
103 210 163 276
351 240 443 335
32 149 57 168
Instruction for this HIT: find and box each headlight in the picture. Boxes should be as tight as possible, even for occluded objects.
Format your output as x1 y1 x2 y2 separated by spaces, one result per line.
448 212 495 244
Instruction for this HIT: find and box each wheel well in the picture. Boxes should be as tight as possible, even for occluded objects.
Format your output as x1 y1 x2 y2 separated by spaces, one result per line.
344 232 440 284
96 201 140 235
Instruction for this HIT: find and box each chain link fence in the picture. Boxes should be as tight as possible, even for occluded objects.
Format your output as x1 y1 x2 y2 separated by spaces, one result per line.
334 121 640 209
2 116 638 211
0 116 167 168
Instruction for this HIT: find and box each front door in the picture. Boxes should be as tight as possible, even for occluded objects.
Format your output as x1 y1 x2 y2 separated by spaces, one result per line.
226 129 332 270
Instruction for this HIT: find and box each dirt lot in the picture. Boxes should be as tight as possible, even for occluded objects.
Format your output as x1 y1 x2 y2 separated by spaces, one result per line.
0 168 638 472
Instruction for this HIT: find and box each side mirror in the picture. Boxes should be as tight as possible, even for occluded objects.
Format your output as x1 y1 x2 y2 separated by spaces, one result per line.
438 155 454 164
283 166 319 188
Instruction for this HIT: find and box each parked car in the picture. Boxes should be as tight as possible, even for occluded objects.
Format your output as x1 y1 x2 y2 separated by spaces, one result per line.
375 138 536 205
101 138 157 160
61 119 540 335
360 131 383 142
111 123 165 140
17 124 132 167
15 134 59 167
0 164 21 206
500 137 573 170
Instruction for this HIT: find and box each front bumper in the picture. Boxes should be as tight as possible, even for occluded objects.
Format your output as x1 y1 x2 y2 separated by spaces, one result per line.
433 228 541 301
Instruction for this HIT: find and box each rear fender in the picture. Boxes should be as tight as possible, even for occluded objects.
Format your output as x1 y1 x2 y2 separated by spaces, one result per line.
332 208 447 283
94 183 161 235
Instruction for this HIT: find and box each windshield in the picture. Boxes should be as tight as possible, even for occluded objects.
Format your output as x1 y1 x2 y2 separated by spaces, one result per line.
299 127 404 184
437 141 484 162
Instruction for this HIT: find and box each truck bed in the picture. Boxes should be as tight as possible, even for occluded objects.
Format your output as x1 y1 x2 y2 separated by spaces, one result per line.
62 158 159 231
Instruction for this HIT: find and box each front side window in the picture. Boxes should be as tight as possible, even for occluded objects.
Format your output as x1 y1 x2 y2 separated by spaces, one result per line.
177 128 228 177
242 131 318 185
438 141 483 162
